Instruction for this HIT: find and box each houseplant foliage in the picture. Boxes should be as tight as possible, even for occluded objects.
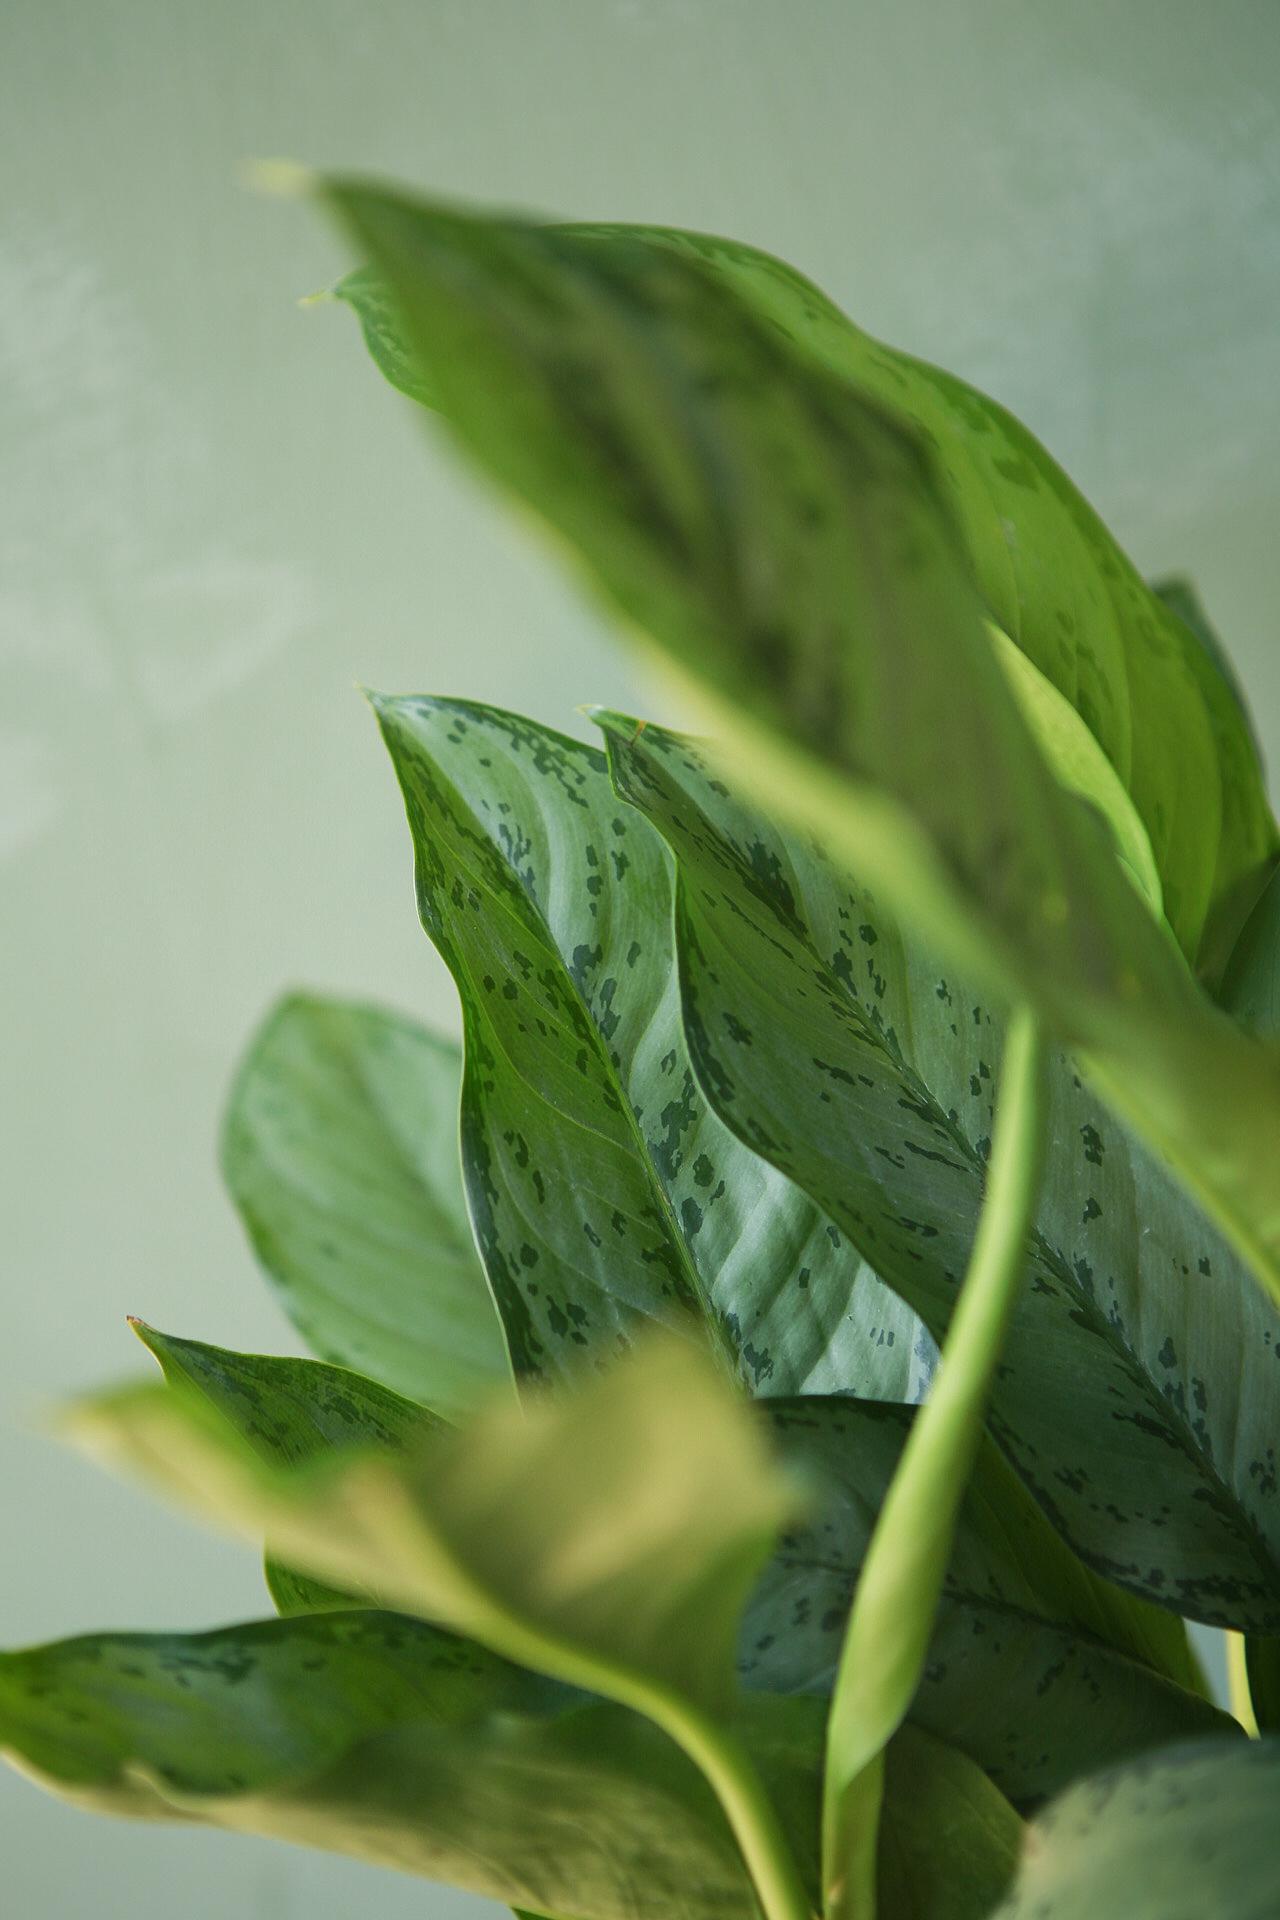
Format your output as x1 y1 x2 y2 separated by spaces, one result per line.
6 179 1280 1920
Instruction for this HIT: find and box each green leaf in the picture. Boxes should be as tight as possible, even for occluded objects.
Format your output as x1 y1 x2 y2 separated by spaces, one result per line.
989 1736 1280 1920
331 266 440 409
548 228 1273 982
597 718 1280 1631
0 1609 808 1920
820 1011 1049 1920
1222 862 1280 1039
130 1323 439 1615
1218 872 1280 1699
1153 574 1264 771
319 183 1280 1321
221 992 510 1417
754 1399 1228 1806
331 240 1274 979
877 1727 1021 1920
368 693 931 1402
66 1338 800 1718
127 1327 1223 1796
1 1607 1019 1920
1245 1637 1280 1734
67 1337 820 1920
986 627 1161 914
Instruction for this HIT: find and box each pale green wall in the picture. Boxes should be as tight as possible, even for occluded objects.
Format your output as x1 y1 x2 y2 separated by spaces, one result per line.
2 2 1278 1913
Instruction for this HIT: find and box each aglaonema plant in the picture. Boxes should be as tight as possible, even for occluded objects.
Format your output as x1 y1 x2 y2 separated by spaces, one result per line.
5 178 1280 1920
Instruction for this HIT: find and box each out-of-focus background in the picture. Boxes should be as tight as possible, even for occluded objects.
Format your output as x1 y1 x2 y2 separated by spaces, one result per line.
2 3 1278 1913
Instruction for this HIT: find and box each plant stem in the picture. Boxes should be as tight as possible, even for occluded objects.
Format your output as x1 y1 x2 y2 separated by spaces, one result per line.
654 1696 816 1920
821 1006 1048 1920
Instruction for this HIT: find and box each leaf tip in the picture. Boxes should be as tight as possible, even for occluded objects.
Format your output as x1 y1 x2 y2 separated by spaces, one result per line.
241 157 317 201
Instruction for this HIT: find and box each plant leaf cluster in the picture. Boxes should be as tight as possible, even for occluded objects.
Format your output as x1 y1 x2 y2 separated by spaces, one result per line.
6 181 1280 1919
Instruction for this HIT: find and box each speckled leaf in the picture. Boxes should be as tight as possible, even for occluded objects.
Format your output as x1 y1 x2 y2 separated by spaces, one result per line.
130 1323 439 1616
329 241 1275 981
66 1337 803 1722
598 719 1280 1632
369 693 930 1401
0 1610 813 1920
323 182 1280 1318
221 993 509 1416
989 1736 1280 1920
750 1399 1228 1806
555 225 1275 980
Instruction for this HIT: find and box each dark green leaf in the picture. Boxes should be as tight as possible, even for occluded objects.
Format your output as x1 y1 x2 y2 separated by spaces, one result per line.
369 693 930 1401
0 1610 805 1920
221 992 510 1417
753 1399 1229 1805
877 1727 1021 1920
321 184 1280 1319
1222 861 1280 1040
989 1736 1280 1920
1245 1637 1280 1734
598 718 1280 1631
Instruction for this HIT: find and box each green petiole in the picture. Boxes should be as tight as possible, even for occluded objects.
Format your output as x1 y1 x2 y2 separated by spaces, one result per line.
820 1006 1048 1920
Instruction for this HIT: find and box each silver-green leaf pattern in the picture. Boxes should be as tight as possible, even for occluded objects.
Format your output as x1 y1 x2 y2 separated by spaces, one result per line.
598 717 1280 1631
322 182 1280 1321
989 1736 1280 1920
222 992 510 1416
751 1399 1227 1805
370 693 930 1400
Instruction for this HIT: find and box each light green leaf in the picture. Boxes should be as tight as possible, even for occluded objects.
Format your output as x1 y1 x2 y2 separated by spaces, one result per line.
332 266 440 409
752 1399 1226 1806
989 1736 1280 1920
368 693 931 1402
67 1337 816 1920
988 628 1161 914
66 1338 799 1718
0 1610 806 1920
598 718 1280 1631
131 1325 1221 1794
319 183 1280 1319
131 1323 439 1615
221 992 510 1417
1 1607 1019 1920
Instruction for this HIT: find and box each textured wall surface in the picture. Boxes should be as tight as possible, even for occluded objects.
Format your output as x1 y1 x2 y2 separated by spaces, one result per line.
3 2 1278 1913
